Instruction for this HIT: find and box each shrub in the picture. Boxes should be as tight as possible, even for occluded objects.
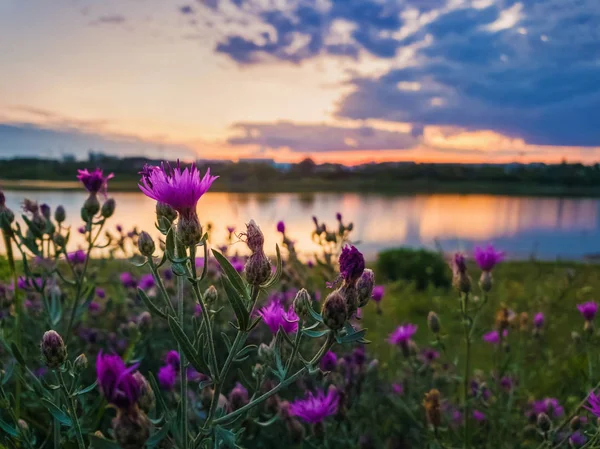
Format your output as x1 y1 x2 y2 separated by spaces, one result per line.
376 247 451 290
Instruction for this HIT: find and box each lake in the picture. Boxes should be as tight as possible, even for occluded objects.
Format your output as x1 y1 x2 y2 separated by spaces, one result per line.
3 190 600 260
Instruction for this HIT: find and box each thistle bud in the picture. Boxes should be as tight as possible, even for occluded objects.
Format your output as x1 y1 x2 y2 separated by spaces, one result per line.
423 389 442 428
453 272 471 294
570 416 581 431
41 330 67 369
427 311 441 334
53 234 66 248
340 283 359 318
479 271 492 292
113 409 150 449
356 269 375 308
245 219 264 252
293 288 311 321
156 202 177 223
133 372 155 414
204 285 219 306
228 382 249 411
137 311 152 334
82 194 100 221
0 206 14 229
54 205 66 224
244 251 271 286
177 212 202 247
258 343 274 363
73 353 88 374
40 204 51 220
252 363 265 379
137 231 155 257
101 198 116 218
537 413 552 432
322 290 347 331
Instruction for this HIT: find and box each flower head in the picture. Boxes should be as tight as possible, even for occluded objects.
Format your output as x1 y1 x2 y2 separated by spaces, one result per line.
474 245 505 271
473 410 486 422
228 382 249 411
77 168 114 197
258 300 298 334
452 252 467 274
531 397 564 418
388 324 418 345
96 352 140 408
157 364 177 390
290 388 339 424
165 350 180 371
585 391 600 418
120 272 137 289
577 301 598 321
276 220 285 234
320 351 337 372
138 274 155 291
67 250 87 265
138 161 217 217
339 245 365 284
533 312 544 329
372 285 384 303
482 329 508 345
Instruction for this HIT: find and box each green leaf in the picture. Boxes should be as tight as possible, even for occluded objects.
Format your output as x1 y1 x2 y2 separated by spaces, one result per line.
171 262 187 277
49 285 63 326
167 316 208 374
10 343 26 366
254 415 279 427
261 244 283 289
236 345 257 359
212 249 249 302
0 417 18 437
221 276 250 331
146 422 171 449
165 227 176 259
138 288 167 319
247 317 262 332
73 380 98 396
307 301 324 324
337 328 367 344
88 434 122 449
303 329 329 339
1 361 15 385
42 398 72 426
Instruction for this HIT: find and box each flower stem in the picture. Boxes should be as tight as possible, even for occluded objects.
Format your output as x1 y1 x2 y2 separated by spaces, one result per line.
58 371 85 449
178 245 188 449
461 292 471 449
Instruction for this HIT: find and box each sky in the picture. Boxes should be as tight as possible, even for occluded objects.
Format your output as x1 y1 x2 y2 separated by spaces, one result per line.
1 0 599 165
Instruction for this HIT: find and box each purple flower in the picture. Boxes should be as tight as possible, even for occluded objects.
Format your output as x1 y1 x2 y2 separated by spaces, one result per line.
336 212 342 221
96 352 140 409
290 388 339 424
96 288 106 299
473 245 505 271
165 350 180 371
320 351 337 372
452 252 467 274
533 312 544 329
339 245 365 284
482 329 507 345
276 220 285 234
585 391 600 418
77 226 86 234
420 348 440 364
500 376 513 391
473 410 486 422
67 250 87 265
158 364 177 390
138 161 218 217
388 324 418 345
17 276 42 291
227 226 235 234
194 303 203 317
229 257 244 273
372 285 384 303
392 383 404 395
138 274 155 291
577 301 598 321
116 224 123 233
228 382 249 411
258 300 299 334
570 431 586 447
77 168 114 196
120 272 137 289
88 301 100 313
531 397 564 418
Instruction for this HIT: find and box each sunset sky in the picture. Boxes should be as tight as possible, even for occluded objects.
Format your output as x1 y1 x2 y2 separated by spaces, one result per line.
1 0 599 165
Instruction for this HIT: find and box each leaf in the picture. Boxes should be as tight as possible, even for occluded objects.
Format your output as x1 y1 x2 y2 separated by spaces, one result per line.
146 422 171 449
73 380 98 397
221 276 250 331
303 329 329 339
167 316 207 374
1 360 15 385
221 332 232 352
10 343 26 366
138 288 167 319
261 244 283 289
0 417 18 437
42 398 72 426
198 379 214 390
212 249 249 302
307 302 324 324
171 262 187 277
337 328 368 344
49 286 63 326
253 415 279 427
235 345 257 359
88 434 122 449
165 227 176 259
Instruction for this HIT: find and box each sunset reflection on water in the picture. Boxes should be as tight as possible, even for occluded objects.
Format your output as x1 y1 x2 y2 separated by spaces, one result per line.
3 191 599 260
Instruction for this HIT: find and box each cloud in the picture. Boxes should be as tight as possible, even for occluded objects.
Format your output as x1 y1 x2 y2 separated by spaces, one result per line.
89 15 127 26
227 121 420 152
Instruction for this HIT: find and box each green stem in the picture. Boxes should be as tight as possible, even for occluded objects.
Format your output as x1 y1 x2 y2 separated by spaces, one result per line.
148 258 177 316
58 371 85 449
189 272 218 379
178 246 188 449
285 321 303 376
462 292 471 449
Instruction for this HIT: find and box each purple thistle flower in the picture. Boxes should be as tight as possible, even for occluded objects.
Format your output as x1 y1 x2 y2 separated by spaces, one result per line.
531 397 564 418
533 312 544 329
290 388 339 424
392 383 404 395
482 329 507 345
67 250 87 265
138 274 155 291
120 272 137 289
500 376 513 391
96 351 140 409
138 161 218 218
320 351 337 372
420 348 440 364
339 245 365 284
276 220 285 234
88 301 100 313
227 225 235 234
473 245 505 271
228 382 249 411
77 168 114 197
473 410 486 422
77 226 86 234
96 288 106 299
165 350 180 371
229 257 244 273
585 391 600 418
258 300 299 334
577 301 598 321
372 285 384 303
194 303 203 317
158 364 177 390
336 212 342 221
570 431 586 447
388 324 418 345
17 276 42 291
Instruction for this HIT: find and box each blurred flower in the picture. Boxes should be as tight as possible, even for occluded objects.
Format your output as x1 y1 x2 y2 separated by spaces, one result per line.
194 303 203 317
96 352 140 408
88 301 100 313
372 285 384 303
276 220 285 234
67 250 87 265
17 277 42 291
420 348 440 364
120 272 137 289
336 212 342 221
388 324 418 346
570 431 586 447
473 410 486 422
577 301 598 321
96 288 106 299
228 382 249 411
77 168 114 197
258 300 299 334
482 329 508 345
320 351 337 372
533 312 544 329
138 274 155 291
531 397 564 418
392 383 404 395
165 350 180 371
290 388 339 424
157 364 177 390
585 391 600 418
474 245 505 271
227 225 235 234
452 253 467 274
339 245 365 284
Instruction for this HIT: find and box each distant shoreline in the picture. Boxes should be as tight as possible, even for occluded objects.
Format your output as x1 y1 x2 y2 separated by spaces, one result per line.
3 177 600 198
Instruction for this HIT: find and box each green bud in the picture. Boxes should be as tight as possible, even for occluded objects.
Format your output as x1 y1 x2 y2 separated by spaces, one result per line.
54 205 66 223
204 285 219 306
427 311 441 334
156 202 177 224
41 330 67 369
73 353 88 374
356 269 374 308
137 231 156 257
177 213 202 247
322 290 347 331
293 288 311 321
82 194 100 221
101 198 116 218
537 413 552 432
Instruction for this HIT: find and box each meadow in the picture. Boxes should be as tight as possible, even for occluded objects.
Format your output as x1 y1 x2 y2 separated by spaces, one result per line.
1 163 600 449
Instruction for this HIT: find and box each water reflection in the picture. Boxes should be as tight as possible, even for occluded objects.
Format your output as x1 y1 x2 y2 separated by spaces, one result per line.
3 191 599 259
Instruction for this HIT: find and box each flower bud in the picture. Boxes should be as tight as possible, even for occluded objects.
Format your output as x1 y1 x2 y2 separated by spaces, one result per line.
479 271 492 292
53 234 66 248
156 202 177 224
252 363 265 379
17 419 29 435
258 343 274 363
82 194 100 221
245 219 264 252
101 198 116 218
570 416 581 431
356 269 374 308
228 382 249 411
322 290 347 331
137 231 156 257
113 409 150 449
537 413 552 432
427 311 441 334
41 330 67 369
244 251 271 285
73 353 88 374
0 206 15 229
453 272 471 294
423 389 441 428
40 204 51 220
293 288 311 321
177 212 202 247
204 285 219 306
133 372 155 414
137 311 152 334
54 205 66 224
